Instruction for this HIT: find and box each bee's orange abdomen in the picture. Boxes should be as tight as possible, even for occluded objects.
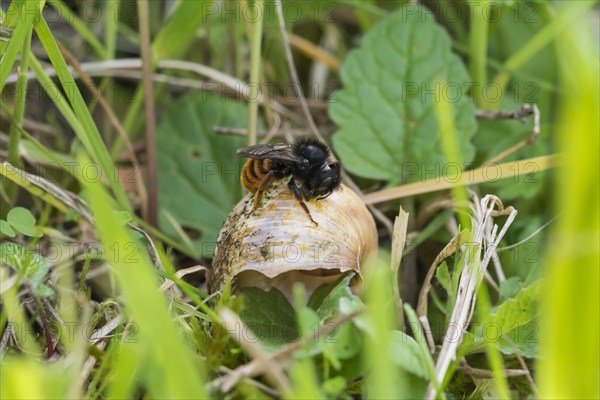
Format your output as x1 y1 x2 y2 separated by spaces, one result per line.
241 159 273 192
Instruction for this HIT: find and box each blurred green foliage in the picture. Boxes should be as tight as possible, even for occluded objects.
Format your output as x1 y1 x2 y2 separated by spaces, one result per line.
0 0 598 399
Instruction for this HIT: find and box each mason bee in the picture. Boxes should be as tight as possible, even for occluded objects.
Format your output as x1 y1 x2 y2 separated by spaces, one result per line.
237 138 342 226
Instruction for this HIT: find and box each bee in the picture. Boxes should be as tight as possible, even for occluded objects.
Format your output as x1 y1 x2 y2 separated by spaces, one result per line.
238 138 342 226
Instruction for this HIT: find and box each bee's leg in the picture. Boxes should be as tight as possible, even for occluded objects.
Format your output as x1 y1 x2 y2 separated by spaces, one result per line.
315 191 333 201
253 171 274 210
288 178 318 226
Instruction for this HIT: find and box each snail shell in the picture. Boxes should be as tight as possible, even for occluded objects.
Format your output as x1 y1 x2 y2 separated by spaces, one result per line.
209 181 378 298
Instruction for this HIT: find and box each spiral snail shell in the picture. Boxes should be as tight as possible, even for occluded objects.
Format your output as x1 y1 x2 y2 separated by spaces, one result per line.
209 180 378 298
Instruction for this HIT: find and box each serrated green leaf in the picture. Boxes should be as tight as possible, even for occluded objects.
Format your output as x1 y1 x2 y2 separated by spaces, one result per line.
0 220 16 237
489 280 541 333
157 94 249 257
239 288 300 351
0 243 52 297
330 5 476 183
467 281 541 356
6 207 41 237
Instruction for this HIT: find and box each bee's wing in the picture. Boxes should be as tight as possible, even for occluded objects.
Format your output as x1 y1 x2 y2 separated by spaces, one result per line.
237 143 306 164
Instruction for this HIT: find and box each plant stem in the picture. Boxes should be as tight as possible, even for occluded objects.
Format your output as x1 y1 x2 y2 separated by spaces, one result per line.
469 0 490 108
5 27 33 209
246 0 264 146
7 29 31 167
137 0 158 226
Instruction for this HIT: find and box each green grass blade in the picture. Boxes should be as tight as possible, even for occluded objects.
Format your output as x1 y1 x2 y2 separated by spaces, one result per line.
7 27 32 167
152 0 213 60
0 0 44 91
434 78 471 231
32 14 132 212
363 258 406 399
0 102 71 173
475 284 510 398
492 0 596 96
537 16 600 398
404 304 443 395
80 154 208 399
46 0 108 59
0 162 69 213
469 0 490 108
434 77 510 396
28 54 91 150
104 0 120 58
4 23 33 208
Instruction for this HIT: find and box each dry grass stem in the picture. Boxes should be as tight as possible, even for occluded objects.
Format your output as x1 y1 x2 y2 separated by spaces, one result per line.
158 265 207 293
362 154 558 205
391 207 409 331
425 194 518 398
289 33 341 72
416 230 468 353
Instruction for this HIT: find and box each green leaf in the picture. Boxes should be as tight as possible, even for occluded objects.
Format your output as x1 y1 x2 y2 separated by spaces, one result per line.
330 5 476 183
327 323 362 361
497 319 539 358
389 331 429 379
239 288 300 351
0 220 16 237
489 280 541 333
499 276 522 301
157 94 248 257
0 243 52 297
314 273 355 320
7 207 42 238
467 281 541 356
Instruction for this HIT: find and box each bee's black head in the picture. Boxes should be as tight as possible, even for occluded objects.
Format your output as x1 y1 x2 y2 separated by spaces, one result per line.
290 138 342 199
313 161 342 198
